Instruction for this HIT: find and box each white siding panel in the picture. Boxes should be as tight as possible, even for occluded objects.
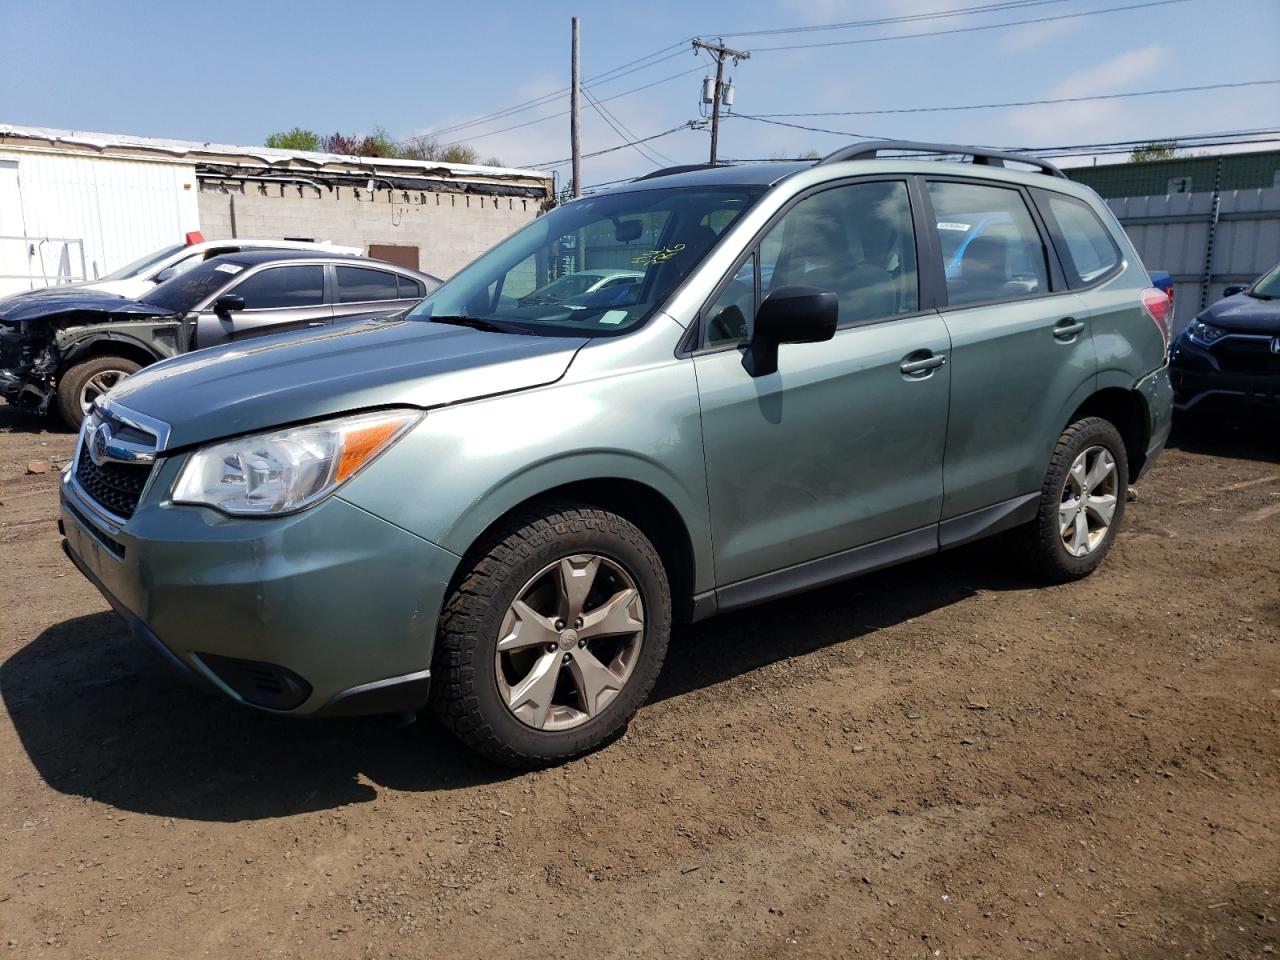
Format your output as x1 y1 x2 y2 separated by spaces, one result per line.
0 149 198 290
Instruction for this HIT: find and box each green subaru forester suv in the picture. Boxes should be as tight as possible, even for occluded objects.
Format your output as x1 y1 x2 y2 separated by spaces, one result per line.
60 142 1174 767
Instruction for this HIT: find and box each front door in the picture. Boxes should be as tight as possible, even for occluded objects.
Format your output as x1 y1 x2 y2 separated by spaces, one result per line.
693 179 952 589
194 263 331 347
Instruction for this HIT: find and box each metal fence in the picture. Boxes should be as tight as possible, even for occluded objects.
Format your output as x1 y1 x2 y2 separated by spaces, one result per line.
1103 186 1280 333
0 234 88 295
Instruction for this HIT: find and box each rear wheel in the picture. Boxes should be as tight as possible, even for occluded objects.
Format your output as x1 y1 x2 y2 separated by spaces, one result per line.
1020 416 1128 582
56 356 142 429
432 503 671 768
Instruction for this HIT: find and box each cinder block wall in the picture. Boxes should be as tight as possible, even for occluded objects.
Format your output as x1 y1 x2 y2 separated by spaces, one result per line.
197 181 543 279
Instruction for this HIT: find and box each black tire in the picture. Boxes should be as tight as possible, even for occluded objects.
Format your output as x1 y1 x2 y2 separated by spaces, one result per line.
1020 416 1129 583
55 355 142 429
432 502 671 768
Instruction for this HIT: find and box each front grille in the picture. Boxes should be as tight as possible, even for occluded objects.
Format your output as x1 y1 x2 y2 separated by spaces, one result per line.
1215 337 1280 376
75 436 153 519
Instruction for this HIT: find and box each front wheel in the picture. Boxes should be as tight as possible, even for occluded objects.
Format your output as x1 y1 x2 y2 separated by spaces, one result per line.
432 503 671 768
1020 416 1129 582
56 355 142 429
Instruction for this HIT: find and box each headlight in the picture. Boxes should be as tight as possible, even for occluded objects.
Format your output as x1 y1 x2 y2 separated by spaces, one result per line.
1186 318 1227 346
172 409 422 516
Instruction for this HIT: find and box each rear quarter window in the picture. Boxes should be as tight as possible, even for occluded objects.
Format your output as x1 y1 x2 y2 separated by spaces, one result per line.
1036 191 1122 288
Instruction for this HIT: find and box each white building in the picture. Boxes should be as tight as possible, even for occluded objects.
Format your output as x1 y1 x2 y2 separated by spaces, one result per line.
0 124 554 296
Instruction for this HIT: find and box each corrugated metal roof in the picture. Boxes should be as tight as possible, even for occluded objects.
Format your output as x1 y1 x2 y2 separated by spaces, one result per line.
0 123 550 185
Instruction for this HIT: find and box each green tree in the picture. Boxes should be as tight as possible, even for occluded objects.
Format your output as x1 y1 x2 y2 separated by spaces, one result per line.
264 127 321 152
1129 140 1180 163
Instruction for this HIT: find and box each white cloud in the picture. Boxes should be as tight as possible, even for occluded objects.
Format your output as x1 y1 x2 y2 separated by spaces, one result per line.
997 17 1084 52
1004 45 1168 143
1049 44 1168 97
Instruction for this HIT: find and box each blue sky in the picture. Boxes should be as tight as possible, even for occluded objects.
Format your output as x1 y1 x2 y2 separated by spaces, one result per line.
2 0 1277 186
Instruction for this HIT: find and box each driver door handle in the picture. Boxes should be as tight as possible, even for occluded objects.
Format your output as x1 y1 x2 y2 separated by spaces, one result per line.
900 352 947 377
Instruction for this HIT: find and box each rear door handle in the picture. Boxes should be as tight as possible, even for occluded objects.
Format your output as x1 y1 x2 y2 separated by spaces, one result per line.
1053 317 1086 341
900 352 947 377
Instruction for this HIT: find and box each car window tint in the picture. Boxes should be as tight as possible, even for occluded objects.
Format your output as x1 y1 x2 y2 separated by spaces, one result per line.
232 265 325 309
760 180 918 326
928 181 1048 307
336 266 400 303
704 255 756 348
397 275 425 299
1041 192 1121 286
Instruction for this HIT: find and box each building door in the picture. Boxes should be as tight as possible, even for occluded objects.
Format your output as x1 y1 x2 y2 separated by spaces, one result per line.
0 160 31 296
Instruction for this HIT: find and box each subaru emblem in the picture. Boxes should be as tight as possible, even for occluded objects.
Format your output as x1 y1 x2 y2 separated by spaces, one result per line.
89 421 113 467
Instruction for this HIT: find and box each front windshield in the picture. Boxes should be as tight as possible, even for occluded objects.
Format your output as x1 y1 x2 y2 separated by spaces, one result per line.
408 185 766 336
1250 262 1280 299
138 259 243 312
100 243 186 282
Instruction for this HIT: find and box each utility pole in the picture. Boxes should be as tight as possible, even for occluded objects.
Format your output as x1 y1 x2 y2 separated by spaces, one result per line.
692 38 749 166
570 17 582 197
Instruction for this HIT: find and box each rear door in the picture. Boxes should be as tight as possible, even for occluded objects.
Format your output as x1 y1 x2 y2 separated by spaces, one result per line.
332 265 423 322
194 263 330 346
924 178 1095 527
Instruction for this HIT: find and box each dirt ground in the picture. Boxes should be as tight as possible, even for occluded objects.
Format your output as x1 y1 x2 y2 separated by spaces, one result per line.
1 406 1277 960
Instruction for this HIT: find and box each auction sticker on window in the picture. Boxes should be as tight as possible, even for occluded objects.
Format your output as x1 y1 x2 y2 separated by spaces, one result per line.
936 222 972 232
215 263 245 274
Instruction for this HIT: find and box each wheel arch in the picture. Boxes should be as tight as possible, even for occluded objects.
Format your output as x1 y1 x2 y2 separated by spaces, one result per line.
451 473 704 624
58 334 164 376
1065 383 1149 482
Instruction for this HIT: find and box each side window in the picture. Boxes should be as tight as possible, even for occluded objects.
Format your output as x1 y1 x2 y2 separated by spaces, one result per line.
927 181 1048 306
397 275 425 299
1038 191 1122 287
704 255 755 347
166 253 205 278
759 180 919 327
336 266 399 303
230 265 325 309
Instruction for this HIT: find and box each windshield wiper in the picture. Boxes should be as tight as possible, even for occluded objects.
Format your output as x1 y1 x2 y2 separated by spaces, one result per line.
428 315 517 333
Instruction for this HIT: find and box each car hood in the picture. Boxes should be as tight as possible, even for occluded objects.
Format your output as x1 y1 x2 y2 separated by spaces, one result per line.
0 288 174 324
108 316 588 448
1199 293 1280 334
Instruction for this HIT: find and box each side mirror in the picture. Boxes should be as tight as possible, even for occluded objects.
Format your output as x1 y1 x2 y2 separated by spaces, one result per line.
1223 284 1248 297
747 285 838 377
214 294 246 314
152 267 176 284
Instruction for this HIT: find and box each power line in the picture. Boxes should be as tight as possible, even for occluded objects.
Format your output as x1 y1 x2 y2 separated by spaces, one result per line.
398 41 692 146
712 0 1071 38
731 114 888 139
749 0 1190 52
743 80 1280 119
747 79 1280 117
524 121 705 169
584 86 673 166
440 66 704 148
728 114 1280 158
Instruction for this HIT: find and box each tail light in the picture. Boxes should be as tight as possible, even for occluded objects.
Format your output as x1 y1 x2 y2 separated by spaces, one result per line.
1141 287 1172 353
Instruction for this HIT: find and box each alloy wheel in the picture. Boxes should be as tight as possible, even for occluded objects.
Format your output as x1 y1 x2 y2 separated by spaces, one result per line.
494 554 645 731
1059 445 1119 558
79 369 130 414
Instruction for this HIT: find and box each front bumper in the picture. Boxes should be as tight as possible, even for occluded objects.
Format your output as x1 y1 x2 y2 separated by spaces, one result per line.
1170 337 1280 410
60 461 460 717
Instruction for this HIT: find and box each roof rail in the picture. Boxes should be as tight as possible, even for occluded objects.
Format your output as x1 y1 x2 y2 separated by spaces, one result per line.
634 163 723 181
817 140 1067 179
